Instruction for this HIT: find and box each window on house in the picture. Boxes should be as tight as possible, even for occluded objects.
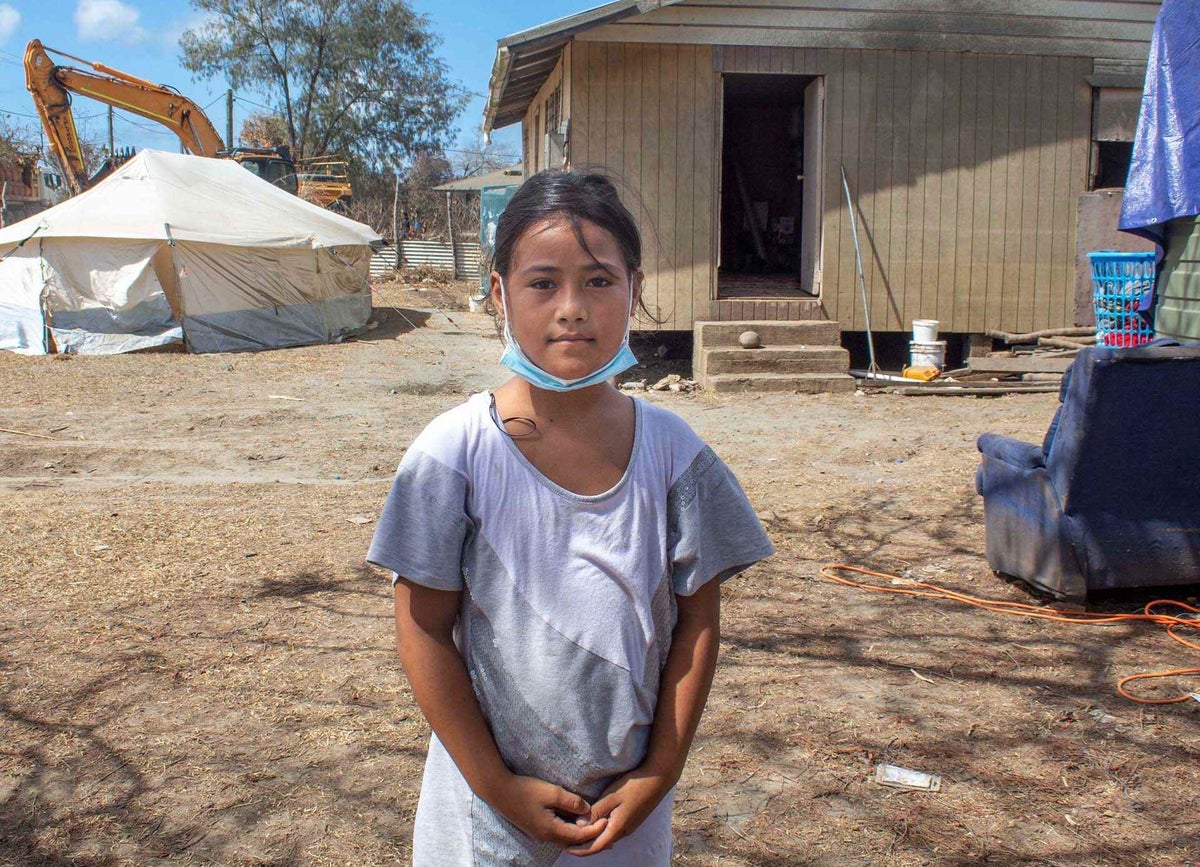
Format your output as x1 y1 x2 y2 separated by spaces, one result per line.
1091 87 1139 190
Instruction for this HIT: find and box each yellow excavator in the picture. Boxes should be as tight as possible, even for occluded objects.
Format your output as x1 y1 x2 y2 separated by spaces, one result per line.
24 39 350 206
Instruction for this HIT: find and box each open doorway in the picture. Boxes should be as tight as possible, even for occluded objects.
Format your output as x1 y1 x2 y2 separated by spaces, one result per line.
718 73 824 299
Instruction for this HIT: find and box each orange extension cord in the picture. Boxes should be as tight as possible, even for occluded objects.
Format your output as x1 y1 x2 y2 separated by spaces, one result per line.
820 564 1200 705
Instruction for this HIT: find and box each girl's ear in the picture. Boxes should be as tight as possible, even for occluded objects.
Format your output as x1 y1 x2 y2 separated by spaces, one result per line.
489 271 504 320
630 269 645 314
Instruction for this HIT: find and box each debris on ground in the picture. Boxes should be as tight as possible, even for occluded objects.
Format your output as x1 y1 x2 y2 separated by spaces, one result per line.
874 764 942 792
646 374 698 392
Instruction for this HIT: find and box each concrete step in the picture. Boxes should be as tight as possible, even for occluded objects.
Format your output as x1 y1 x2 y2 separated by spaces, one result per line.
694 319 841 347
702 345 850 375
705 372 858 394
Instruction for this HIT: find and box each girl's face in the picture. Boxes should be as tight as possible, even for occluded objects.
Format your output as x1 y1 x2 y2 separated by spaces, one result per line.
491 217 641 383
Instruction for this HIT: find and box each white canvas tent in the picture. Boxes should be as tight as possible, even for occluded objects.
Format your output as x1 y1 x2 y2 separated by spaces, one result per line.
0 149 382 354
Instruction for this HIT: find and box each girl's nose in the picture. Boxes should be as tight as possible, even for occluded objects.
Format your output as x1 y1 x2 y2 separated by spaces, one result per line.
555 283 589 321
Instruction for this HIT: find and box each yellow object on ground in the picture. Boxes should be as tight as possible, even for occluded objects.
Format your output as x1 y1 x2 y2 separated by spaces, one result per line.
902 365 941 381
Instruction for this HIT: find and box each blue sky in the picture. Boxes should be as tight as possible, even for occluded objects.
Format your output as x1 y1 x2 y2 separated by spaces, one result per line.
0 0 586 166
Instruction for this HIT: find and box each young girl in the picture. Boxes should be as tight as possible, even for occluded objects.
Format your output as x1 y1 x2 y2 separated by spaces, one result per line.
368 171 773 865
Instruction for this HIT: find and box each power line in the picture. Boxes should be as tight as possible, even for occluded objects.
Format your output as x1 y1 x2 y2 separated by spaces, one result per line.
112 112 180 137
0 107 41 119
234 94 276 112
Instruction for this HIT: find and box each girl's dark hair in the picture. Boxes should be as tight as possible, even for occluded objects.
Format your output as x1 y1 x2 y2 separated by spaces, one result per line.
490 170 642 280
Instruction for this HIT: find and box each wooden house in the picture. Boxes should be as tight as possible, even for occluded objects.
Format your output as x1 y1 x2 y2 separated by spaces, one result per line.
483 0 1160 341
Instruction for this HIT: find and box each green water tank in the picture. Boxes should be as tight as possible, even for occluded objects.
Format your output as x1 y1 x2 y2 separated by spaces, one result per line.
1156 216 1200 342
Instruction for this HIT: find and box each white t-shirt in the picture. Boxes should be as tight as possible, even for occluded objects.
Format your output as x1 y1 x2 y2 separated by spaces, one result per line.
368 392 773 865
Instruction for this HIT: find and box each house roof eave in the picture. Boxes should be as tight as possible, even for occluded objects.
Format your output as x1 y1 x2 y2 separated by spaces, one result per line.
483 0 684 135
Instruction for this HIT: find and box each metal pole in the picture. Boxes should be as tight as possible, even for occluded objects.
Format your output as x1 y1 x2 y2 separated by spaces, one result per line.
392 172 400 273
446 191 457 279
226 89 234 148
107 106 114 155
840 165 877 373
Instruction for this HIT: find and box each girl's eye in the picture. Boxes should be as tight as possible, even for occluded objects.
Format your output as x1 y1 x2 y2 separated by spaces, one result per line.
529 280 555 290
587 277 613 288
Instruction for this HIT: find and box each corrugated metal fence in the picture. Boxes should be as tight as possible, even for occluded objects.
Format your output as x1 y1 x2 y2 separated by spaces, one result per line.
370 240 481 281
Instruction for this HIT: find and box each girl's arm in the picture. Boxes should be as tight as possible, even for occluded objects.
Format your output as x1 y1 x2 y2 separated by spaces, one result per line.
566 577 721 856
393 578 608 848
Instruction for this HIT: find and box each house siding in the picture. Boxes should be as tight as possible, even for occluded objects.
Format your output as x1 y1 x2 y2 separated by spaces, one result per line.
562 40 1092 332
714 45 1092 333
577 0 1159 62
569 42 718 330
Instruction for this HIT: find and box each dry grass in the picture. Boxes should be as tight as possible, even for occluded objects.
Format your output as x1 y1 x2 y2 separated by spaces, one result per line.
1 307 1197 866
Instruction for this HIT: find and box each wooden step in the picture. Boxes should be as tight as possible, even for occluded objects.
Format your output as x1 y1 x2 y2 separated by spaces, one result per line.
702 345 850 375
705 373 858 394
694 320 842 348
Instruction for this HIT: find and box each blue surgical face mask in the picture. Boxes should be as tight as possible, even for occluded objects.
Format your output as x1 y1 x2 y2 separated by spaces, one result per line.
497 275 639 392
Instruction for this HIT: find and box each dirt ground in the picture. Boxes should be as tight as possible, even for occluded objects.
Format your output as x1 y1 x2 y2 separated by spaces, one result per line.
2 283 1198 866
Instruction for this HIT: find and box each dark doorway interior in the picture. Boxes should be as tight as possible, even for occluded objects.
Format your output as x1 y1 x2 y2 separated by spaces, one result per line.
719 73 816 298
1093 141 1134 190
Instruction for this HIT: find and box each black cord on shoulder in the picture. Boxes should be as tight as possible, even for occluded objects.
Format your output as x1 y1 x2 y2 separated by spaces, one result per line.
501 416 538 439
487 395 538 439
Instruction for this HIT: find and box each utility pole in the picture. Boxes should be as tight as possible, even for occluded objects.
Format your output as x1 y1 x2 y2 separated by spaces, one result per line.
107 106 114 156
226 89 234 148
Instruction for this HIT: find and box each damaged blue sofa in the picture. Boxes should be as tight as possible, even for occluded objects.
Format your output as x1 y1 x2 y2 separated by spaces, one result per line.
976 342 1200 601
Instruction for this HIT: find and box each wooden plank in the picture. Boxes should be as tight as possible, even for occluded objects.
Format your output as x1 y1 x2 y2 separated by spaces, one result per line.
658 45 679 327
677 0 1158 22
693 51 717 324
675 45 698 328
770 45 787 73
623 43 642 204
620 4 1157 40
1016 56 1043 333
984 55 1009 333
570 44 585 167
606 44 624 175
854 50 879 331
591 42 607 170
967 355 1075 374
820 51 841 322
999 56 1026 336
873 50 897 330
936 52 962 335
562 43 572 133
1046 54 1065 329
835 49 864 326
639 44 661 329
950 52 977 332
888 50 912 330
906 51 930 330
919 51 945 332
968 54 995 332
1033 55 1060 331
1067 59 1092 328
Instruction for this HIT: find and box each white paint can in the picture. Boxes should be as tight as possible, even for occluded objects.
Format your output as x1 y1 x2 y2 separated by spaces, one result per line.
912 319 940 342
909 340 947 370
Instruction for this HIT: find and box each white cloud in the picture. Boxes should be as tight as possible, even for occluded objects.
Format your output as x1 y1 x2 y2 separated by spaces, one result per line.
0 4 21 44
74 0 147 44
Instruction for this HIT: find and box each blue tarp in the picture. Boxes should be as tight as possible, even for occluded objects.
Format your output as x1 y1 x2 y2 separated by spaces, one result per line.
1119 0 1200 245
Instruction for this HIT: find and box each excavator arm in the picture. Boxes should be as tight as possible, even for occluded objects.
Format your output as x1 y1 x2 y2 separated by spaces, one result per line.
24 39 225 195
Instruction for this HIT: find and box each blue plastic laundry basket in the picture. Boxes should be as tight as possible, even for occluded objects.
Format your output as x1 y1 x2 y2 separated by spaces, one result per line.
1087 251 1157 348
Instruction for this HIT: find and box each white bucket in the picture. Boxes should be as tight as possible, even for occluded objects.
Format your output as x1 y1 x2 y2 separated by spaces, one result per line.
912 319 939 343
910 340 947 370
